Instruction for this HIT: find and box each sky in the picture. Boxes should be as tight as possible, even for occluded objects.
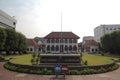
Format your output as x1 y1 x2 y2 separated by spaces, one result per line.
0 0 120 42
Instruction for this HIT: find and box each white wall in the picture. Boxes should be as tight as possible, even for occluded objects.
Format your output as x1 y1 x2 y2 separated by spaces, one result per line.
0 10 17 28
90 46 99 53
27 46 36 53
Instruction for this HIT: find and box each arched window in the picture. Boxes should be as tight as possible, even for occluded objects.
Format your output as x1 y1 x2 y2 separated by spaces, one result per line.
60 45 63 52
73 45 77 51
56 45 59 51
47 45 50 51
95 49 98 52
92 48 94 52
65 45 68 51
69 45 72 51
51 45 54 51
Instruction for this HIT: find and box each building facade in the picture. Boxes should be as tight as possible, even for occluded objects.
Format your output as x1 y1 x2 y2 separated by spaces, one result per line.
94 24 120 42
26 39 38 53
44 32 80 53
83 39 99 53
0 10 17 29
79 36 95 52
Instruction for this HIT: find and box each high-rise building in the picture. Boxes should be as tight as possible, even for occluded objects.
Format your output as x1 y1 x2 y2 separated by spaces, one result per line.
94 24 120 42
83 36 94 42
0 10 17 29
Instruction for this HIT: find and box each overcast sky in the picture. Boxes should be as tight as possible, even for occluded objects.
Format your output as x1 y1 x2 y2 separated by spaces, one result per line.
0 0 120 42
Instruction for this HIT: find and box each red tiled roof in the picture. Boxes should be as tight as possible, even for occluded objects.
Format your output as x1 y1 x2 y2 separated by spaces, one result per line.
84 39 98 47
44 32 80 39
27 39 38 47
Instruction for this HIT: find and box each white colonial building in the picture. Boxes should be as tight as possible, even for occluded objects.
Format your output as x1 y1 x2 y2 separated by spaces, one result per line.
0 9 17 29
94 24 120 42
44 32 80 53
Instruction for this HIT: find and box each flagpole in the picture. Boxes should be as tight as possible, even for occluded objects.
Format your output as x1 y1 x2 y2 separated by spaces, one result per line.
60 12 62 53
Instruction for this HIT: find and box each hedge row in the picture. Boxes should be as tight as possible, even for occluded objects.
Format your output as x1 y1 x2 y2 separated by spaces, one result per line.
4 61 119 75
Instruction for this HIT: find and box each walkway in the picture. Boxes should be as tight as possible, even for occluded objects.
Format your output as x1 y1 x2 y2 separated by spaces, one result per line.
0 62 120 80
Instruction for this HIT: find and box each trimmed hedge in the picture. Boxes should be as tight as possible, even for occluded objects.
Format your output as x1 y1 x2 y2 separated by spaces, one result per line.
0 55 5 61
4 61 119 75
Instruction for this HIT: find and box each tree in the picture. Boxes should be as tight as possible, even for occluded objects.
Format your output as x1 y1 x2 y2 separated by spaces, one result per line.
101 30 120 54
4 28 17 54
4 28 27 54
0 27 6 51
16 32 27 53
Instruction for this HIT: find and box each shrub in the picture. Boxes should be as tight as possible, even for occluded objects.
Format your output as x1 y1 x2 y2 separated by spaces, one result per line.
84 60 88 65
97 67 106 73
69 70 80 75
80 68 97 74
45 70 53 75
32 53 36 58
0 55 5 60
31 58 36 65
4 61 119 75
36 58 39 64
101 53 105 56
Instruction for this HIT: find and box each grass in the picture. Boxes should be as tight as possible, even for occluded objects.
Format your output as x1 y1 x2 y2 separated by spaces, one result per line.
4 53 119 65
5 54 32 65
82 53 118 65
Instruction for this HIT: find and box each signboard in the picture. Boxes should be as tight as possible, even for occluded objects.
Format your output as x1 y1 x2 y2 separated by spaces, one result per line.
54 64 61 73
61 65 68 73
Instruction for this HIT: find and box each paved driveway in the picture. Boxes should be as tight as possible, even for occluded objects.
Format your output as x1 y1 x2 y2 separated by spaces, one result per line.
0 62 120 80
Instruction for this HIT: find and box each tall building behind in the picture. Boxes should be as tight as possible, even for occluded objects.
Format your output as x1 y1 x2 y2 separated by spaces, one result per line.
0 10 17 29
94 24 120 42
83 36 94 42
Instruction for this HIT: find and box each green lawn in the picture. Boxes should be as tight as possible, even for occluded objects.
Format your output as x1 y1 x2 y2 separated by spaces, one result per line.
4 53 118 65
82 53 117 65
5 54 32 65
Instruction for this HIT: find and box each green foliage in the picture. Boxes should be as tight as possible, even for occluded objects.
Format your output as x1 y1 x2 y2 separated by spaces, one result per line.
0 55 5 60
32 53 36 58
80 68 97 74
101 53 105 56
36 58 39 64
31 58 36 65
0 27 27 54
16 32 27 52
101 30 120 54
69 70 80 75
4 62 119 75
0 27 6 50
4 28 17 52
83 60 88 65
